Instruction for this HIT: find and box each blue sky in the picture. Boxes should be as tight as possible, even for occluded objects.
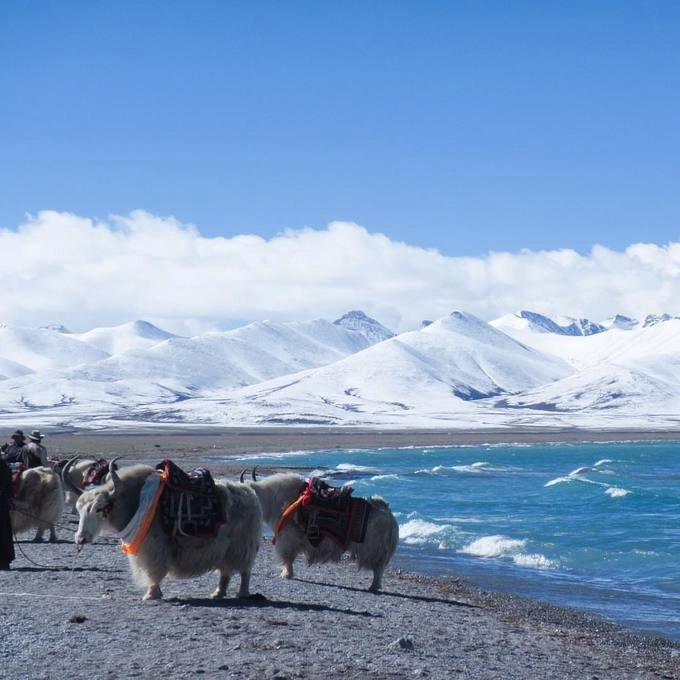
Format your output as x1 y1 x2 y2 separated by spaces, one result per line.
2 1 680 258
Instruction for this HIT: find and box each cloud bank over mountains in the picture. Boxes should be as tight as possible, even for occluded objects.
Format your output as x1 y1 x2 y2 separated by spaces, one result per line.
3 210 680 334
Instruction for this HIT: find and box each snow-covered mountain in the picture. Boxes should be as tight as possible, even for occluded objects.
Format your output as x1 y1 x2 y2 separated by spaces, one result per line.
600 314 638 331
333 310 394 344
0 312 396 418
73 320 177 355
491 311 604 336
0 325 109 372
2 308 680 430
152 311 574 427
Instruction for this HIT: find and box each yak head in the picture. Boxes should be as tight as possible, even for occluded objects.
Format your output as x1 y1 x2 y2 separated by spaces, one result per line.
74 458 122 547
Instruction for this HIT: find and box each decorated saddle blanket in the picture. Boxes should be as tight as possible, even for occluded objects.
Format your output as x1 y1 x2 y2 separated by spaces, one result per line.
9 463 25 497
275 477 371 550
155 459 225 538
82 458 117 487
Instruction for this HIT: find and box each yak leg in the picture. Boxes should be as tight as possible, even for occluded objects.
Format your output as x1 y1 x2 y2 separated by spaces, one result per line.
32 528 45 543
237 570 251 598
369 566 384 593
143 584 163 601
135 559 166 601
211 571 230 599
275 532 297 579
49 526 57 543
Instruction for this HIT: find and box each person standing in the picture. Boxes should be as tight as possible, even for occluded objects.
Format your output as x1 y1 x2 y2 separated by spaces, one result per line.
25 430 48 467
0 430 27 464
0 455 15 569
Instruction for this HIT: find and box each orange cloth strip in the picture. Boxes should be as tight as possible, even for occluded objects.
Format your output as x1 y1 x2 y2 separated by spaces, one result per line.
273 495 304 545
120 471 167 555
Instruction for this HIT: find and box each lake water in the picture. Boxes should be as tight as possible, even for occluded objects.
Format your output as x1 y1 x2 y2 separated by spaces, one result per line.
227 440 680 640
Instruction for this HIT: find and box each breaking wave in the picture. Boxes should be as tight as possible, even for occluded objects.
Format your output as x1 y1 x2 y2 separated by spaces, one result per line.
399 518 458 548
605 487 630 498
418 461 512 475
335 463 379 473
461 535 557 569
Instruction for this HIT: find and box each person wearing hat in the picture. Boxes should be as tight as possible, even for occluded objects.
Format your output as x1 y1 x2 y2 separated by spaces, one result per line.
25 430 48 467
0 430 27 465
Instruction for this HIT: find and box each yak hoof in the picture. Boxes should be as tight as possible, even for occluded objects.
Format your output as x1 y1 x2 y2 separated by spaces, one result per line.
32 536 44 543
210 589 225 600
280 565 293 579
143 585 162 600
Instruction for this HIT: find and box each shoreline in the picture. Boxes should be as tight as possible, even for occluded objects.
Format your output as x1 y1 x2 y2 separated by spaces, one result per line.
41 426 680 461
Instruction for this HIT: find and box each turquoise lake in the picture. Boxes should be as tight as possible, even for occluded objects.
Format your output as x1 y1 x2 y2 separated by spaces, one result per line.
227 440 680 640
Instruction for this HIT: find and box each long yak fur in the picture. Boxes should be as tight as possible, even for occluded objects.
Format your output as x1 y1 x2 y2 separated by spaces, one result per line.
246 472 399 592
10 465 64 542
75 464 262 601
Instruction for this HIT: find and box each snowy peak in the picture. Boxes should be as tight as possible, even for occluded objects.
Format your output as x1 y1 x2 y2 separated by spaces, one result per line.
553 316 605 336
642 313 677 328
491 311 567 335
600 314 638 331
492 311 604 336
75 320 177 355
332 311 394 344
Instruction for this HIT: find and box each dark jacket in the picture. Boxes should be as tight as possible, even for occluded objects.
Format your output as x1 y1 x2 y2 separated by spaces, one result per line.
0 456 15 565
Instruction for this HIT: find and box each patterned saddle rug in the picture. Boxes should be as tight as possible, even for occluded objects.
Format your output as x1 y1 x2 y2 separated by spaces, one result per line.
277 477 371 550
82 458 117 487
9 463 25 497
155 459 225 538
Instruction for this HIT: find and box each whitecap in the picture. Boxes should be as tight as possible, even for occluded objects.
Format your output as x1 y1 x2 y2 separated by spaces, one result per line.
569 466 592 476
427 461 496 474
544 476 573 487
370 474 404 482
461 535 526 558
399 518 449 545
605 487 630 498
594 459 613 467
512 553 557 569
335 463 378 473
461 535 556 570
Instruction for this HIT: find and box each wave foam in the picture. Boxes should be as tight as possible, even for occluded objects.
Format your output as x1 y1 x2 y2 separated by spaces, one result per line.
461 535 556 569
544 476 573 487
462 535 526 558
605 487 630 498
399 519 450 545
335 463 378 473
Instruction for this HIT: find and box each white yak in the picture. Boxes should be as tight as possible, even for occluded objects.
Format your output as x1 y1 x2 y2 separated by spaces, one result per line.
60 456 112 510
243 470 399 592
10 466 64 543
75 462 262 601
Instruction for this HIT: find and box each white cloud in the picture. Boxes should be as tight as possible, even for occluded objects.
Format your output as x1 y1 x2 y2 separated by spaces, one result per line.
2 209 679 334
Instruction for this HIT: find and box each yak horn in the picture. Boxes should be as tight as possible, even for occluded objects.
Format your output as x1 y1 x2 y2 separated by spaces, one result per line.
108 457 123 497
239 469 247 483
251 466 258 482
61 456 84 495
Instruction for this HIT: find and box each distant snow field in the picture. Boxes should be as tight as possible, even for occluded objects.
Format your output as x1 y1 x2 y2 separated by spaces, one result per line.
2 309 680 430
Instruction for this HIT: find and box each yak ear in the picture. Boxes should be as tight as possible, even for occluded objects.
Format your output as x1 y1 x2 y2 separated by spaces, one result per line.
108 457 123 497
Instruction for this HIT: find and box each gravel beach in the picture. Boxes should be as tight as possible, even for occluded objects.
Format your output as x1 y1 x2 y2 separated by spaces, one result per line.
1 429 679 679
